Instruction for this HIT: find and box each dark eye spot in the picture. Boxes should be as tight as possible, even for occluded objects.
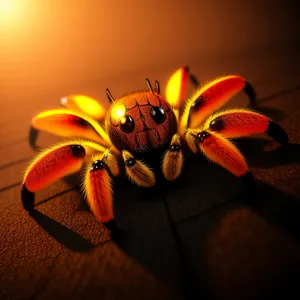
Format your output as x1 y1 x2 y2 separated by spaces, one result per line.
196 131 210 142
150 106 166 124
170 144 181 152
125 158 136 167
191 96 205 112
209 118 225 132
90 160 106 172
120 115 135 133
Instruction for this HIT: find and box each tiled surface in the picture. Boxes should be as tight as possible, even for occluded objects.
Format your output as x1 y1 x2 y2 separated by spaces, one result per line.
0 46 300 299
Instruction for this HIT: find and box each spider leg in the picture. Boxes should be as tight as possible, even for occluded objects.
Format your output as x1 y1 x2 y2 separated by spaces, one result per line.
185 129 249 178
189 73 200 88
29 109 111 150
204 108 289 146
122 150 155 187
165 66 200 111
60 94 107 121
22 140 106 211
179 76 256 135
82 150 119 223
162 134 184 181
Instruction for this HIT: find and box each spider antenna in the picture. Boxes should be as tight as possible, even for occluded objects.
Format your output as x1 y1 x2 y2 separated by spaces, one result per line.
145 78 154 94
155 80 160 94
106 88 115 104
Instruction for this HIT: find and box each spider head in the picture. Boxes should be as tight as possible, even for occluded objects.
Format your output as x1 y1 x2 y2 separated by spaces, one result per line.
105 91 177 153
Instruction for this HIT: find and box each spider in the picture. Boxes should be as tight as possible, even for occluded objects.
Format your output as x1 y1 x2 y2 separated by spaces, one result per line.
21 66 289 224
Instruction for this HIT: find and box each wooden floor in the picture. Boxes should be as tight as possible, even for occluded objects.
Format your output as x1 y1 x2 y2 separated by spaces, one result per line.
1 45 300 300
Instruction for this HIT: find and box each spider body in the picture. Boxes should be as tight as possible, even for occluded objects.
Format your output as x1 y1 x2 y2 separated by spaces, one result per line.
21 67 289 224
106 91 177 153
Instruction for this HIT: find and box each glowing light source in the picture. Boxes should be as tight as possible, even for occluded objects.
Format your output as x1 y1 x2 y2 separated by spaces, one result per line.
111 103 126 120
0 0 14 14
0 0 22 19
0 0 24 28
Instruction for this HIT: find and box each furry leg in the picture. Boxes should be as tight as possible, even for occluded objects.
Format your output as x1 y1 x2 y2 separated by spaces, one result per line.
83 150 119 223
179 76 256 135
29 109 111 149
21 140 104 210
60 94 106 121
185 129 249 177
165 66 200 109
204 108 289 145
162 134 184 181
122 150 155 187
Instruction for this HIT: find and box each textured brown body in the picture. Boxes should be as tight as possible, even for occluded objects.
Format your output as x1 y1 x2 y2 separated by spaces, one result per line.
105 91 177 153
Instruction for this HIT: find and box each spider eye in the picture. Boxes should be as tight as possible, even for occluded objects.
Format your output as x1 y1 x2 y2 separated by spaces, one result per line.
150 106 166 124
120 115 135 133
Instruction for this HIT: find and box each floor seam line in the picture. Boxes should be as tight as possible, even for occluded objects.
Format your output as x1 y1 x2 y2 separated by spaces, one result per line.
163 193 199 300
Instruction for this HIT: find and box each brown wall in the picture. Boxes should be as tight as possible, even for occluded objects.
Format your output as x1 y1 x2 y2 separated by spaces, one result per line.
1 0 299 99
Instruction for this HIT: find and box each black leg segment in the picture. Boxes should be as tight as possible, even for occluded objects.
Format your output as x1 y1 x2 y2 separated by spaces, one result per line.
244 81 257 105
21 184 35 211
266 121 289 146
28 126 41 151
189 74 200 88
241 171 256 195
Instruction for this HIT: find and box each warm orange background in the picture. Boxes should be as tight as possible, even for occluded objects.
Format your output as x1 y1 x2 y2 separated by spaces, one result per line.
1 0 299 106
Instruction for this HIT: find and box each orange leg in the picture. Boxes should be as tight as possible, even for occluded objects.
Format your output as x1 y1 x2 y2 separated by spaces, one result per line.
204 109 289 145
165 66 200 110
21 140 106 211
179 76 256 135
83 151 119 223
22 142 85 210
122 150 155 187
60 94 106 121
162 134 184 181
185 129 249 178
29 109 111 150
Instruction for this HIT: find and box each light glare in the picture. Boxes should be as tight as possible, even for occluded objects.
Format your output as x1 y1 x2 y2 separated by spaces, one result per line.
111 104 126 120
0 0 13 14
